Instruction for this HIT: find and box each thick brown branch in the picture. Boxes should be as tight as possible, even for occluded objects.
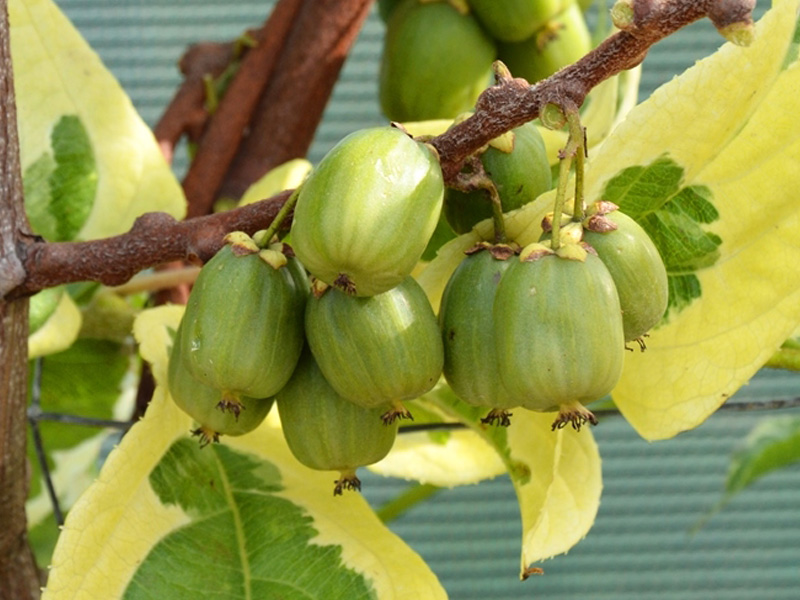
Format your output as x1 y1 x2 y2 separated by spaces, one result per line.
152 41 237 163
219 0 375 200
182 0 304 218
431 0 754 180
0 0 42 596
6 191 291 300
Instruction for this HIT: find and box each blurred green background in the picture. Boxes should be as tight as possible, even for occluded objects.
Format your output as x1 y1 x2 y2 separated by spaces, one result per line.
51 1 800 598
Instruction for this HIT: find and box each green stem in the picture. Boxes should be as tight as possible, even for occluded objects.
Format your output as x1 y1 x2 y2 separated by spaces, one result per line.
376 483 441 524
568 111 587 222
551 107 584 250
481 178 507 244
550 152 573 251
258 185 301 247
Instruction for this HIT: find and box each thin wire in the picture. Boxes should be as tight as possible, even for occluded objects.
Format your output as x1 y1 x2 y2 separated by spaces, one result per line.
27 357 64 527
34 412 134 430
397 397 800 435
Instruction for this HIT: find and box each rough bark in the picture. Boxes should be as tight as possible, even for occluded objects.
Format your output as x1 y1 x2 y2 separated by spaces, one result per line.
0 0 42 597
219 0 374 200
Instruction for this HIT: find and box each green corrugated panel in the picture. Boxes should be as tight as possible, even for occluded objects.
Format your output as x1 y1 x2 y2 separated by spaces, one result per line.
51 2 800 598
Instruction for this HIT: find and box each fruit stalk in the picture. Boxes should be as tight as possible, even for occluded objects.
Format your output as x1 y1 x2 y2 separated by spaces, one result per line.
258 185 301 246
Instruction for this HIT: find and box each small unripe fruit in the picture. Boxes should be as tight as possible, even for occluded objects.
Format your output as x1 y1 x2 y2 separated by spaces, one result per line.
277 348 398 495
291 127 444 297
168 332 273 445
305 276 443 422
493 247 624 429
178 235 307 406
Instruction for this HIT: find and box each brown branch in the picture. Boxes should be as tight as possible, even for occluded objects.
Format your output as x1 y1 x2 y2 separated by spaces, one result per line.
431 0 755 180
219 0 375 200
182 0 304 218
2 0 757 303
5 191 291 300
0 0 43 595
152 41 238 163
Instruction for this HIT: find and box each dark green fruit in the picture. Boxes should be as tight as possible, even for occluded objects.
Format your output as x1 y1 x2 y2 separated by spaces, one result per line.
493 245 624 429
379 0 495 121
439 244 517 425
498 3 591 84
444 122 552 234
168 331 274 445
305 276 443 421
291 127 444 297
582 207 669 343
469 0 571 42
277 347 398 495
178 234 307 406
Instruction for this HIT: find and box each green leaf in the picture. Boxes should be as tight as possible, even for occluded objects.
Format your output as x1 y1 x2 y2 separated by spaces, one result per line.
126 440 376 600
48 115 98 240
41 307 445 599
725 415 800 496
601 157 722 317
28 286 63 334
695 415 800 531
11 0 185 241
22 151 59 240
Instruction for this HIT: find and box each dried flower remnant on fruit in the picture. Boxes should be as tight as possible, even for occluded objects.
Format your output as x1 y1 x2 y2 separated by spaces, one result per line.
192 426 220 447
334 471 362 496
216 391 245 419
550 402 598 432
482 408 513 427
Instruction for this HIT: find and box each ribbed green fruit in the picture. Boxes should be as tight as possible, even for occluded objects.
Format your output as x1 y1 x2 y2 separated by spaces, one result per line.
498 3 591 83
582 209 669 343
291 127 444 297
277 347 398 495
444 122 552 234
469 0 572 43
493 247 624 429
178 236 308 405
439 246 517 424
380 1 496 121
168 333 274 445
305 276 443 420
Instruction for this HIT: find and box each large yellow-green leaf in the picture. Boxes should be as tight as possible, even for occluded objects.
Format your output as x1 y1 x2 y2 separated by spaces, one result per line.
42 306 445 600
10 0 185 242
422 386 601 578
586 0 800 439
421 0 800 442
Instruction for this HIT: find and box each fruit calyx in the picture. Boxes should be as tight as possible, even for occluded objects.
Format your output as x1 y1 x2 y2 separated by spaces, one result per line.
464 240 519 260
216 391 245 419
482 408 513 427
550 402 598 432
334 470 362 496
192 426 220 447
582 200 620 233
223 231 260 256
381 401 414 425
